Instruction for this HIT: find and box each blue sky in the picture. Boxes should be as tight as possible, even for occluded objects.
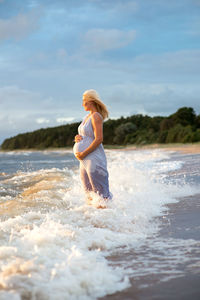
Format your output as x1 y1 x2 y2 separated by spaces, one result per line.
0 0 200 143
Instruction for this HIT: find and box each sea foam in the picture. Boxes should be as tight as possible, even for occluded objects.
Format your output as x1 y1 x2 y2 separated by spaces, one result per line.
0 149 198 299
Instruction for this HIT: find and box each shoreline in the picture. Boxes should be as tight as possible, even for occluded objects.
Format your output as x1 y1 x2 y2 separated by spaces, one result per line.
105 143 200 154
0 143 200 154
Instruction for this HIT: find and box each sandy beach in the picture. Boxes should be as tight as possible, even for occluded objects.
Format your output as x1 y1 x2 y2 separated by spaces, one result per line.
1 142 200 155
100 193 200 300
107 143 200 155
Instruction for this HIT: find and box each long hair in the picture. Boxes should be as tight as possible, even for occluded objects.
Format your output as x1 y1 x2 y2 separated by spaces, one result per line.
83 89 109 120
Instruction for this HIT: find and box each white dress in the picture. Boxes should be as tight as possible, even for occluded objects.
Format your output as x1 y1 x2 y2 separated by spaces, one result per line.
73 112 112 199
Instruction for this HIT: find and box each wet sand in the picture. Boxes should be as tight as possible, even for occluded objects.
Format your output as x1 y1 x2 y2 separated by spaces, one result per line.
107 143 200 154
100 192 200 300
1 143 200 155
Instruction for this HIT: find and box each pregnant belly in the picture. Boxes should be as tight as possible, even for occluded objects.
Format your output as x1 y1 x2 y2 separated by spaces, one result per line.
73 136 93 155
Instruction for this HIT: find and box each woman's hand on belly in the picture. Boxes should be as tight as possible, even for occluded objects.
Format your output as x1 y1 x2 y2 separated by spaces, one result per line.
73 136 93 158
75 151 86 160
74 135 83 142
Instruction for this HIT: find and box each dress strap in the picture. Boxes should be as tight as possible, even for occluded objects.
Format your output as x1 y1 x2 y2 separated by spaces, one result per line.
93 112 103 120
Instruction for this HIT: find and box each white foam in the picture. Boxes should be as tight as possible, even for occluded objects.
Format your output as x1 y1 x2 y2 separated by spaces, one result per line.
0 151 32 156
0 149 198 299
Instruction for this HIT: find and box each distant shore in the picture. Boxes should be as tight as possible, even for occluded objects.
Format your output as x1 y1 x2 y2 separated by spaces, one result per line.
105 143 200 154
1 143 200 154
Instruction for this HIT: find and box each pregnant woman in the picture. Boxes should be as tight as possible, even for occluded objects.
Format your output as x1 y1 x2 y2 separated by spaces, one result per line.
73 89 112 206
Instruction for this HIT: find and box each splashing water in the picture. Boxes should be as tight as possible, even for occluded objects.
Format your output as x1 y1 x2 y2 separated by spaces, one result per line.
0 149 199 299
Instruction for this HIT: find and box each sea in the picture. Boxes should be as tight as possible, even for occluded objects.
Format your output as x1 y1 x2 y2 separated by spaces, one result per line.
0 148 199 300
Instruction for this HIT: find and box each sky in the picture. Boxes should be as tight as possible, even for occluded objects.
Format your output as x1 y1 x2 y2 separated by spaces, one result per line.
0 0 200 143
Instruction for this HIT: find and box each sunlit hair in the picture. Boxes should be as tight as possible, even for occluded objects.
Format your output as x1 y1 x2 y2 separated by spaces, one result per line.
83 89 109 120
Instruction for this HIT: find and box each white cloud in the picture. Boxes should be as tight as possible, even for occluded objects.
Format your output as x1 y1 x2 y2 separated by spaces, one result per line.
105 81 200 117
83 28 136 53
97 49 200 83
0 85 81 141
0 9 41 41
157 50 200 72
0 85 56 113
36 118 50 124
56 117 75 123
0 85 43 111
132 50 200 81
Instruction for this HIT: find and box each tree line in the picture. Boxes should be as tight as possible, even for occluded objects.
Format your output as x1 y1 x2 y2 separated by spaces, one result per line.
1 107 200 150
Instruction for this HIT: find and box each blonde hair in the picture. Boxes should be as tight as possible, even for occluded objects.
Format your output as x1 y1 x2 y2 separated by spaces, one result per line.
83 89 109 120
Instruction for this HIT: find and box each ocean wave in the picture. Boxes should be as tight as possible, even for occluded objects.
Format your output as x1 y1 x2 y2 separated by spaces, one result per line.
0 149 198 299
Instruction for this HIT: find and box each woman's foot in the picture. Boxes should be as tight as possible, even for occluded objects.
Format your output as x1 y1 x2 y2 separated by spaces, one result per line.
86 196 93 205
97 198 108 209
97 204 107 209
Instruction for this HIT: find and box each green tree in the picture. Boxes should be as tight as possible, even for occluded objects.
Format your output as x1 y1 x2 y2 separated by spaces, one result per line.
160 118 174 131
114 122 137 144
1 107 200 150
170 107 196 126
